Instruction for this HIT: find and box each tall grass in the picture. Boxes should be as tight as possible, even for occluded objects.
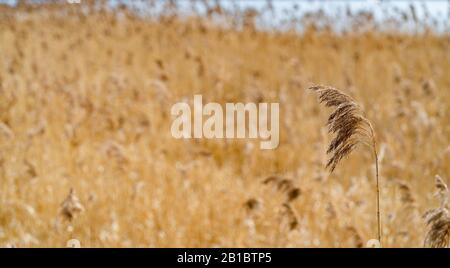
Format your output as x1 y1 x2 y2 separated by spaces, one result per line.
0 1 449 247
310 85 382 245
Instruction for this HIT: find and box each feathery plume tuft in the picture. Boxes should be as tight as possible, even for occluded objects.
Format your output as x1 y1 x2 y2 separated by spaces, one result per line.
60 188 85 222
424 208 450 248
434 175 449 207
309 85 376 172
310 85 382 245
424 175 450 248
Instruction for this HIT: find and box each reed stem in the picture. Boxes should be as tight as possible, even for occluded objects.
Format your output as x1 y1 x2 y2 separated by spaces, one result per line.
369 124 382 246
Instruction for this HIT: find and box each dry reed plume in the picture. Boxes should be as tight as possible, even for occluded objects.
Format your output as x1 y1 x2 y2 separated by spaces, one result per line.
310 85 382 245
60 188 84 222
423 175 449 248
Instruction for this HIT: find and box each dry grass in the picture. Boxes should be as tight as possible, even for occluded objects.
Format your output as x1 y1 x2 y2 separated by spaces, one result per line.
0 2 449 248
423 175 449 248
60 188 84 222
310 85 382 244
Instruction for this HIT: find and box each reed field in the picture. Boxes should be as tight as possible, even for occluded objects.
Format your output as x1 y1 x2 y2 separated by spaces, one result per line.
0 1 449 248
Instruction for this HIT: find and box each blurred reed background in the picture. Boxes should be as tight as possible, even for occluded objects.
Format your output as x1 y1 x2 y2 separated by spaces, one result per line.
0 0 449 247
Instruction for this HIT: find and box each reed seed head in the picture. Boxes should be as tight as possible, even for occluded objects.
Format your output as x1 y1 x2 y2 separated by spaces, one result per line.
424 175 450 248
309 85 375 172
60 188 85 222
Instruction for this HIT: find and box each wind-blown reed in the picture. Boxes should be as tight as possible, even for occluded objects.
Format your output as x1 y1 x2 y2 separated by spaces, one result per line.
310 85 382 245
424 175 449 248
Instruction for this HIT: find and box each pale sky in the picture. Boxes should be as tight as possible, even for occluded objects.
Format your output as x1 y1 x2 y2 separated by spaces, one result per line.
2 0 449 31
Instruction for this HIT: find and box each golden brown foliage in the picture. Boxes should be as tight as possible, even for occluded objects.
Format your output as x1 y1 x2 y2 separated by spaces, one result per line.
0 2 449 247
